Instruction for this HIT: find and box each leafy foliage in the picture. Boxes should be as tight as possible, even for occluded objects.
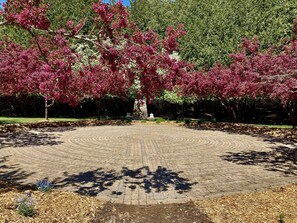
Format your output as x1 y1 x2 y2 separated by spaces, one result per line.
181 20 297 126
130 0 297 68
0 0 190 106
36 179 53 192
15 192 35 217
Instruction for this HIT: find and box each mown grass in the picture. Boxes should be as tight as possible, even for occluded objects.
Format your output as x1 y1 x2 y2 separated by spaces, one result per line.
0 117 91 124
251 123 292 129
0 116 293 129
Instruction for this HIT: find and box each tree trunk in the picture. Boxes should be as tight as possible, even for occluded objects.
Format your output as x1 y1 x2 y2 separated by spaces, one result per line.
288 109 296 130
95 98 101 118
181 103 185 119
220 100 238 122
284 101 296 130
45 99 48 120
44 98 54 121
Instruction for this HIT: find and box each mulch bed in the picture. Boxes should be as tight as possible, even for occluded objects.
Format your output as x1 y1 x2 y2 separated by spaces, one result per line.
186 122 297 142
1 180 296 222
92 201 212 223
0 120 131 133
0 180 103 223
196 184 297 223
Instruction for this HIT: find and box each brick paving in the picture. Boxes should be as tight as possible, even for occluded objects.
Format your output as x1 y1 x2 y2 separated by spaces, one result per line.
0 124 296 204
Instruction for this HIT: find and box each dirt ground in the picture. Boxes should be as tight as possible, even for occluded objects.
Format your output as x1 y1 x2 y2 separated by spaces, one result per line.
92 201 212 223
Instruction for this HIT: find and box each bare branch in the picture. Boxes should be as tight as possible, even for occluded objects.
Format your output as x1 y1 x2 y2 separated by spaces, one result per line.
46 99 55 108
0 20 109 51
0 21 7 26
260 72 297 81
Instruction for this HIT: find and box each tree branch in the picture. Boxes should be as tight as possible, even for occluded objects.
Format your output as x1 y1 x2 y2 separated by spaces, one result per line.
46 98 55 108
0 19 109 51
27 29 51 65
45 29 109 51
0 21 7 26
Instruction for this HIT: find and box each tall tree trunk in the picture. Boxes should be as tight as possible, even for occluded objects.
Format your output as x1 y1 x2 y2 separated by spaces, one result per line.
45 99 48 120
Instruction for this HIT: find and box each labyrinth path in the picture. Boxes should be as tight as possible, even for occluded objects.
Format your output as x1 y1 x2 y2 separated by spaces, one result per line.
0 125 296 204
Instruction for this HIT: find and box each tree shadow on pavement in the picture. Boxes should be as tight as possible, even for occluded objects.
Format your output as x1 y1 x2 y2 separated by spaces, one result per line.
221 145 297 175
0 155 35 192
54 166 197 197
122 166 195 193
55 168 121 196
0 130 65 148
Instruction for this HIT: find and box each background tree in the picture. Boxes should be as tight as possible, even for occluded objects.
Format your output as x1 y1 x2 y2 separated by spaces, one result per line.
129 0 297 68
44 0 95 32
0 0 190 119
182 25 297 127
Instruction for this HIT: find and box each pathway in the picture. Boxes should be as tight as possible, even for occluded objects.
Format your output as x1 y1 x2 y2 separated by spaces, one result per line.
0 124 296 204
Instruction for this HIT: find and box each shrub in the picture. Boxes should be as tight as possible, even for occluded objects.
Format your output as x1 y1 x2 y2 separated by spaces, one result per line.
15 192 35 217
156 117 166 123
176 118 184 123
210 117 217 123
36 179 53 192
197 119 204 124
184 118 191 124
141 119 147 123
279 213 285 223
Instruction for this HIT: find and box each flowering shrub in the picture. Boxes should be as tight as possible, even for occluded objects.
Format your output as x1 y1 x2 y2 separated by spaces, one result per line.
15 192 35 217
36 179 53 192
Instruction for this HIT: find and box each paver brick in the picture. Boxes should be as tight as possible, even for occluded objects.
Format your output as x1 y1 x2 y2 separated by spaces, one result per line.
0 124 296 204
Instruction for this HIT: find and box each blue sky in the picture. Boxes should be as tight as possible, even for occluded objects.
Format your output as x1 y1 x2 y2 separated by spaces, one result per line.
0 0 130 7
103 0 131 6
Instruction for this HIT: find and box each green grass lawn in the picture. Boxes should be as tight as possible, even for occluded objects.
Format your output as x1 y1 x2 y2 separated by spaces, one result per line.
250 123 292 129
0 117 91 124
0 117 293 129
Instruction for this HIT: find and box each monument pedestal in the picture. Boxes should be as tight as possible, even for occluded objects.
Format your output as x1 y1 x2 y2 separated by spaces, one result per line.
133 99 148 119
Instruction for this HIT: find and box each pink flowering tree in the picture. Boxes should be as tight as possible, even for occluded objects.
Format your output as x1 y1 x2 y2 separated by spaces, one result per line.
224 35 297 127
182 21 297 127
0 0 190 119
182 38 262 122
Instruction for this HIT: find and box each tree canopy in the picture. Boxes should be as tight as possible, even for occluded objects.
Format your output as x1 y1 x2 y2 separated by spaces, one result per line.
0 0 190 106
129 0 297 68
0 0 296 126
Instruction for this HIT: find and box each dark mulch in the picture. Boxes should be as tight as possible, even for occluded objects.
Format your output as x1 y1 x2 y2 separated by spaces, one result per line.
0 120 131 133
186 122 297 143
92 201 213 223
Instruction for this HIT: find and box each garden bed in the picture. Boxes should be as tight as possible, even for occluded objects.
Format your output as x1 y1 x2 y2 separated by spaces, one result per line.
1 120 296 142
0 180 296 222
187 122 297 142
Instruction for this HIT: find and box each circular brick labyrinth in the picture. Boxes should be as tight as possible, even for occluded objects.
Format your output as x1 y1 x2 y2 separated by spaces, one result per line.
0 125 296 204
